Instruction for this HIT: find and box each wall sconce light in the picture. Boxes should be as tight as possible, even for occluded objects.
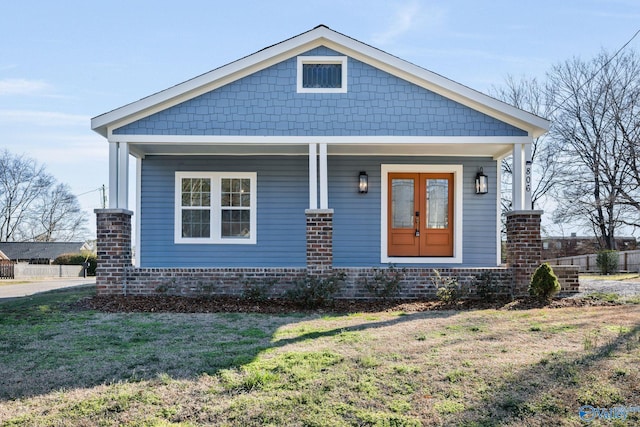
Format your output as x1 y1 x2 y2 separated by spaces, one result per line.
358 171 368 193
475 167 488 194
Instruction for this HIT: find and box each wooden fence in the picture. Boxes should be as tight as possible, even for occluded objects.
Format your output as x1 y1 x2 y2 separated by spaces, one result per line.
545 250 640 273
0 260 14 279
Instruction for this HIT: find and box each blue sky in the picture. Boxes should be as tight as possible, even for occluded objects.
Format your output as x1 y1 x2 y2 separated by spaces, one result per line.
1 0 639 237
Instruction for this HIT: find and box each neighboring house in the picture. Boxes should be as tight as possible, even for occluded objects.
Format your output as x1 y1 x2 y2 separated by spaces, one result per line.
542 234 637 259
0 242 90 264
91 25 576 297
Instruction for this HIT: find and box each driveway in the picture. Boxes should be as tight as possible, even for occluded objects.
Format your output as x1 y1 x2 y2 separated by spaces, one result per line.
0 277 95 299
575 279 640 298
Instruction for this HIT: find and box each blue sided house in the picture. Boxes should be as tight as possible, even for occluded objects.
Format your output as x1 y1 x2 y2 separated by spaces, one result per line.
91 25 576 299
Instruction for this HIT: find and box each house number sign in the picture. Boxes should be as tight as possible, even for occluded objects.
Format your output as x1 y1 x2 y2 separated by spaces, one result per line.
525 160 532 193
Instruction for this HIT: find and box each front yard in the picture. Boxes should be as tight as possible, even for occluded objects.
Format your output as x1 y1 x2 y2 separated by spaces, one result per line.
0 286 638 426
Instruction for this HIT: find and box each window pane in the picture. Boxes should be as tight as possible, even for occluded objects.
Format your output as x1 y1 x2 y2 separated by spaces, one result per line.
392 179 414 228
426 179 448 229
221 178 231 193
302 63 342 88
221 208 250 238
182 178 210 207
182 209 211 238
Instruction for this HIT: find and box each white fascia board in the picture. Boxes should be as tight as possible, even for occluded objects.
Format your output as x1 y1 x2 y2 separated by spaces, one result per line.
109 134 534 145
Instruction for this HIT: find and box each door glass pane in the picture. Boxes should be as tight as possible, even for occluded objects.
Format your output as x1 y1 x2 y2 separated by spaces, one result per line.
426 179 448 229
391 179 414 228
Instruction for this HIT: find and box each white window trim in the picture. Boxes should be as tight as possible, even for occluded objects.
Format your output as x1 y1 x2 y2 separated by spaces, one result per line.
175 171 257 245
381 164 463 264
297 56 348 93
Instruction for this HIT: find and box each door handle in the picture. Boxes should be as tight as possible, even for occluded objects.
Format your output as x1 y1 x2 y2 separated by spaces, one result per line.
415 211 420 237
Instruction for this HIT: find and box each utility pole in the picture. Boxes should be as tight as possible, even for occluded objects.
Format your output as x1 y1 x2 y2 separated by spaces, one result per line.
101 185 107 209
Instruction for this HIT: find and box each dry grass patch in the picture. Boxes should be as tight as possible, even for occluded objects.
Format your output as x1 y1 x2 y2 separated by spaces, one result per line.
0 287 638 426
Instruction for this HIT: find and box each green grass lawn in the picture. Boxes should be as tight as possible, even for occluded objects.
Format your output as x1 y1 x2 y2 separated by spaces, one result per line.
0 287 638 426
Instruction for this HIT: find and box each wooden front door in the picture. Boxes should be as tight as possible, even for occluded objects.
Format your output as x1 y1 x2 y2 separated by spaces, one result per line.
388 173 454 257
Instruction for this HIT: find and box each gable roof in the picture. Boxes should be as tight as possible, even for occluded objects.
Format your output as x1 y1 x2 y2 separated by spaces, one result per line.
0 242 89 261
91 25 549 139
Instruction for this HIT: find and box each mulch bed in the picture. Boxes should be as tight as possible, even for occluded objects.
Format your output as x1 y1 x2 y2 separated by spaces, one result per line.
75 294 621 314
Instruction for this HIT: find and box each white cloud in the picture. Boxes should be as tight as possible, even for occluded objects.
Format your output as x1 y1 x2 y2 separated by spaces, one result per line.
0 78 51 96
0 109 89 127
372 1 444 45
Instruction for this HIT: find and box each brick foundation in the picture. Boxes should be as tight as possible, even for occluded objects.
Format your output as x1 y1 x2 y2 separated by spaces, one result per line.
506 211 543 296
306 209 333 277
95 209 133 295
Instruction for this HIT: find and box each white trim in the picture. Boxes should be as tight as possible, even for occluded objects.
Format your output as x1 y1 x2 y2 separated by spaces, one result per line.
496 162 502 266
135 157 142 267
380 164 463 264
308 143 318 209
524 143 532 210
108 142 118 208
92 26 549 138
319 143 328 209
117 142 129 210
296 56 347 93
108 134 534 145
174 172 257 245
512 144 523 211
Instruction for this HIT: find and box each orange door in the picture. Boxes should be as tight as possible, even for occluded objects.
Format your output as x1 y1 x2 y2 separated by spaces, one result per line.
388 173 453 257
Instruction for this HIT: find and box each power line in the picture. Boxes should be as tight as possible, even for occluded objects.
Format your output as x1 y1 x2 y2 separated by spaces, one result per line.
549 27 640 116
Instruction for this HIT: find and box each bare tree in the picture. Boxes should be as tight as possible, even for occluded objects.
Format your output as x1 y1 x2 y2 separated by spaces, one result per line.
0 150 87 242
28 183 88 241
548 50 640 249
0 150 52 241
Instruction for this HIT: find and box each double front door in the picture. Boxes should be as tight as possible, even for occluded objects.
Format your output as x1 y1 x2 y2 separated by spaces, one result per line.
388 173 454 257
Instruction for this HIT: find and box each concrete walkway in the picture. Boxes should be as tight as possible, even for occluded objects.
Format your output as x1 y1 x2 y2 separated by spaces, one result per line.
0 277 96 299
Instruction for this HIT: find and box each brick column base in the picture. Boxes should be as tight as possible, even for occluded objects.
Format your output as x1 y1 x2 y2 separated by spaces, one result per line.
95 209 133 295
306 209 334 277
506 210 543 297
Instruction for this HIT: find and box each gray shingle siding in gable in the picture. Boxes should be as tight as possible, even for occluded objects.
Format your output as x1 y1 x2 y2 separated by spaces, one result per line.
139 155 497 268
114 47 526 137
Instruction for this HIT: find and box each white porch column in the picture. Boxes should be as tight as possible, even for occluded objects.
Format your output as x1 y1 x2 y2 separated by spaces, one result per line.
512 143 523 211
118 142 129 209
524 143 533 210
108 141 130 210
512 142 533 211
319 143 328 209
308 143 318 209
108 142 118 209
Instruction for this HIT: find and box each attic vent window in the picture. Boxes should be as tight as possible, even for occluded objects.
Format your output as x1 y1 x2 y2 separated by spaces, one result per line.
297 56 347 93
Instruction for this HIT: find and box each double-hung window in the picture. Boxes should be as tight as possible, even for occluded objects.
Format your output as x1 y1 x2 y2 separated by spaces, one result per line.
175 172 257 244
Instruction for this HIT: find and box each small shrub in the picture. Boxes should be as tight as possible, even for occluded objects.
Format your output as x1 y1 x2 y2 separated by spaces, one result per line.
475 271 498 301
53 252 97 276
241 277 277 302
529 263 560 300
596 250 619 275
284 272 345 308
432 269 464 303
362 265 405 300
